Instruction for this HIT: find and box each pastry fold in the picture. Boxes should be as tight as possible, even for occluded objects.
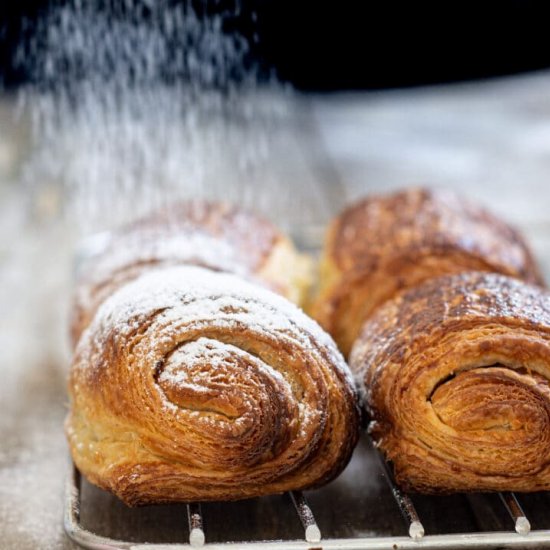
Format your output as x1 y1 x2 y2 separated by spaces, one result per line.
71 200 312 346
312 187 543 356
350 271 550 493
67 266 359 505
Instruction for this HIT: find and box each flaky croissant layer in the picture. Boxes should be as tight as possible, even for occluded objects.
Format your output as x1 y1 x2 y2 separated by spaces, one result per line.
350 272 550 493
67 266 359 505
312 187 544 356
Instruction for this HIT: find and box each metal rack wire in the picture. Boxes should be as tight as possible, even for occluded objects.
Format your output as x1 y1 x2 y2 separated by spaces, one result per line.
64 443 549 550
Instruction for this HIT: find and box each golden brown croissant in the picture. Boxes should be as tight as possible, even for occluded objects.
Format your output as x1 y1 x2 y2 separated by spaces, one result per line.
71 200 312 347
66 266 360 505
350 271 550 493
311 187 544 356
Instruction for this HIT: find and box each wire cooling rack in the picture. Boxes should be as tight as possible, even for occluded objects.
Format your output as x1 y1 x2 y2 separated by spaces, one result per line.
64 433 550 550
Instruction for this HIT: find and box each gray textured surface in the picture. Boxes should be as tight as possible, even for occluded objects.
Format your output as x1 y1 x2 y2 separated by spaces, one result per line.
2 70 550 549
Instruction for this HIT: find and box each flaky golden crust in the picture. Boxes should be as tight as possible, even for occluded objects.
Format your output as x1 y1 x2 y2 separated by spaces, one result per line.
67 266 360 505
311 188 544 356
350 271 550 493
71 200 312 347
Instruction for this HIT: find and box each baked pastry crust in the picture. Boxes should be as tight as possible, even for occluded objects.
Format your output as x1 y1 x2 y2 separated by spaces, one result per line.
311 187 544 356
67 266 360 505
350 271 550 493
71 200 312 347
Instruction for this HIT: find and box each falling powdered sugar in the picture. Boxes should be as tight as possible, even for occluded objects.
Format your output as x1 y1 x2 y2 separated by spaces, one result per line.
15 1 291 235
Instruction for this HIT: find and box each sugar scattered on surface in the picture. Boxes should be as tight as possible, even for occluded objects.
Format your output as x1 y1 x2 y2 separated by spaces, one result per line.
0 186 72 549
0 422 69 549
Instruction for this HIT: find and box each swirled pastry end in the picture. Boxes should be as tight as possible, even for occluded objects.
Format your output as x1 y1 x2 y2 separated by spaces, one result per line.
67 266 359 505
351 271 550 493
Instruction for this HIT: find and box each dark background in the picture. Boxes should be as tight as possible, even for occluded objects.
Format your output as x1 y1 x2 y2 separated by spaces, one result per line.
1 0 549 91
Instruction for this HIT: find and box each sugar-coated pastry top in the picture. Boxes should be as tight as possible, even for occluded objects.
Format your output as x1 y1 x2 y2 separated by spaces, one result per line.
71 200 312 346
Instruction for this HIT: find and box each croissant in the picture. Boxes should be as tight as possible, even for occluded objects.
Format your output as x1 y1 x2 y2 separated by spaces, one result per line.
311 187 544 356
350 271 550 493
66 265 360 505
71 200 312 347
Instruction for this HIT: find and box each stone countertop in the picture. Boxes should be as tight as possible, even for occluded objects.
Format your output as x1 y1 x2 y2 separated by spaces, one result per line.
1 70 550 549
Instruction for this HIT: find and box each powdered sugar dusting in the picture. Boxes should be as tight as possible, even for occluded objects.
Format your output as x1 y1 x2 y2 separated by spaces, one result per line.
75 230 253 318
82 265 348 382
157 336 296 440
91 231 249 281
159 337 289 393
162 337 232 375
77 200 280 288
